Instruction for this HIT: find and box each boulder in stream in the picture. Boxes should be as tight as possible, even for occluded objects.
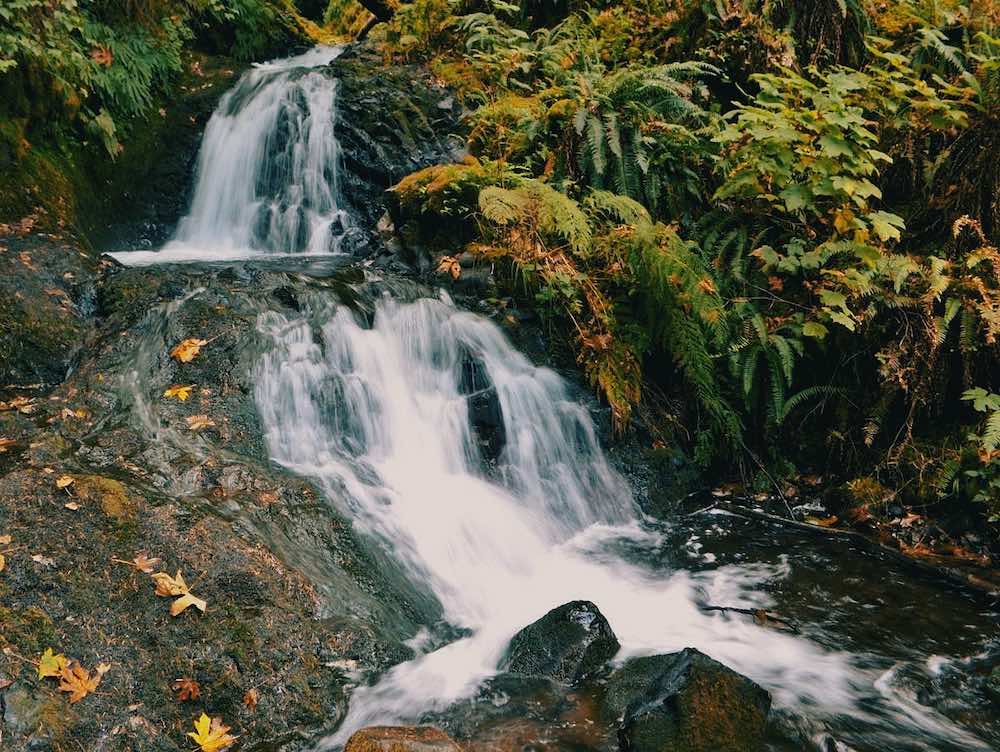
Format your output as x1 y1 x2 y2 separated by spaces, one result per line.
500 600 620 684
345 726 463 752
603 648 771 752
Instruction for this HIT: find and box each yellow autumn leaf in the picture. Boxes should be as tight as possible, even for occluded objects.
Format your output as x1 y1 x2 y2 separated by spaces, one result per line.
56 475 75 489
59 661 102 703
164 385 195 401
170 592 207 617
151 570 190 597
188 713 238 752
38 648 69 679
170 338 208 363
0 553 5 572
186 415 215 431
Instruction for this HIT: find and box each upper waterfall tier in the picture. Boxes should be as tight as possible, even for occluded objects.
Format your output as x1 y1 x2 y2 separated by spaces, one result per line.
167 46 347 256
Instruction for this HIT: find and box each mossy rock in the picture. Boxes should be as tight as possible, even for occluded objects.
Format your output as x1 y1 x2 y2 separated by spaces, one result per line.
73 475 136 521
0 605 57 655
345 726 463 752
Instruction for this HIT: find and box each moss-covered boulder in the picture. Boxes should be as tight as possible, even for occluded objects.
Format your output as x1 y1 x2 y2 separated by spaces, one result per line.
500 600 620 684
603 649 771 752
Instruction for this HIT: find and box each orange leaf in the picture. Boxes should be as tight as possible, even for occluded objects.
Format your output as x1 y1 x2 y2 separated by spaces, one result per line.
173 677 201 701
58 661 102 703
170 339 208 363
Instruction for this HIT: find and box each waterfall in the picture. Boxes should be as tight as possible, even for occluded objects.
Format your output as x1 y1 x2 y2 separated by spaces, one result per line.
128 46 347 264
253 295 871 748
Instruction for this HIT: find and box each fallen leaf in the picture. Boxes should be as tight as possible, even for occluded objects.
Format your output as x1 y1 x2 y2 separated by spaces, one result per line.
243 687 259 710
899 513 922 528
173 677 201 701
0 534 11 545
164 385 194 401
0 553 5 572
186 415 215 431
64 502 80 511
113 553 161 573
170 338 208 363
170 592 207 617
59 661 102 703
56 475 75 489
804 515 839 527
96 663 111 677
38 648 69 679
188 713 238 752
152 570 190 597
32 554 55 567
0 438 17 453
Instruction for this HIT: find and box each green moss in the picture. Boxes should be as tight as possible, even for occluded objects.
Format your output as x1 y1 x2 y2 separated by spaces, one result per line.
0 605 57 655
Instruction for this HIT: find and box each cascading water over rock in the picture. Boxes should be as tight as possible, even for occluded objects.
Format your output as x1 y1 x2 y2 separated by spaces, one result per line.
166 47 348 258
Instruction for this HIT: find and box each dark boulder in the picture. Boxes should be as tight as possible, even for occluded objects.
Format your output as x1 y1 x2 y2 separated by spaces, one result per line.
602 649 771 752
500 600 620 684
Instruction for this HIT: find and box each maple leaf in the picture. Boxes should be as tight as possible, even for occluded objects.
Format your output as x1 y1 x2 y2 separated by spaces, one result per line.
186 415 215 431
164 385 194 401
173 677 201 701
171 592 207 616
152 570 190 597
188 713 238 752
112 553 161 573
38 648 69 679
170 339 208 363
59 661 102 703
243 687 259 710
56 475 75 489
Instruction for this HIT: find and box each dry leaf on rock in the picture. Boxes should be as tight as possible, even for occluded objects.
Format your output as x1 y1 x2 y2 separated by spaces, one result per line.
0 438 16 453
152 570 190 597
173 677 201 701
436 255 461 280
0 534 11 545
32 554 55 567
243 687 259 710
164 385 194 401
38 648 69 679
186 415 215 431
59 661 102 703
188 713 237 752
113 553 161 573
170 339 208 363
804 515 839 527
0 553 5 572
64 502 80 511
56 475 75 489
171 592 207 616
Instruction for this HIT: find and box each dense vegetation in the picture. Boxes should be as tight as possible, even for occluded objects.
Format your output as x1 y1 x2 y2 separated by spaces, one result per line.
3 0 999 538
370 0 1000 533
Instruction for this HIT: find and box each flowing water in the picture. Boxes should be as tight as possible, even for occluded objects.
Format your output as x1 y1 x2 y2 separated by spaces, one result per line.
112 47 1000 751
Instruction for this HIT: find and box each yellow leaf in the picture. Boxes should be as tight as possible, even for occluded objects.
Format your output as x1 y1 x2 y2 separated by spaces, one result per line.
56 475 75 489
151 570 189 597
59 661 101 703
0 534 11 545
188 713 238 752
64 501 80 511
170 592 207 617
804 514 839 527
38 648 69 679
164 385 195 401
170 338 208 363
0 553 5 573
185 415 215 431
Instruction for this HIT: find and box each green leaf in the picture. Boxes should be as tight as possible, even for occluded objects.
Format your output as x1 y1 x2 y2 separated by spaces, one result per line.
870 210 905 242
802 321 829 339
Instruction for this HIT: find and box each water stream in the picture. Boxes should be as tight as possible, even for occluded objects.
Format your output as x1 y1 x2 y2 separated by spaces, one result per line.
112 47 1000 751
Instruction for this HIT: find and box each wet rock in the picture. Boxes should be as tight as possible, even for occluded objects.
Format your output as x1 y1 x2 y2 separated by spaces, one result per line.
345 726 463 752
603 648 771 752
500 601 620 684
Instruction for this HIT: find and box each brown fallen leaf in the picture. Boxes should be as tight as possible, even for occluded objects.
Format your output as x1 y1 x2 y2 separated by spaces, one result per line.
32 554 55 567
38 648 69 679
0 438 17 453
173 677 201 701
170 338 208 363
0 534 11 545
56 475 75 490
0 553 5 572
64 501 80 511
243 687 259 710
804 515 839 527
112 553 162 574
164 385 194 401
188 713 237 752
186 415 215 431
59 661 102 703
